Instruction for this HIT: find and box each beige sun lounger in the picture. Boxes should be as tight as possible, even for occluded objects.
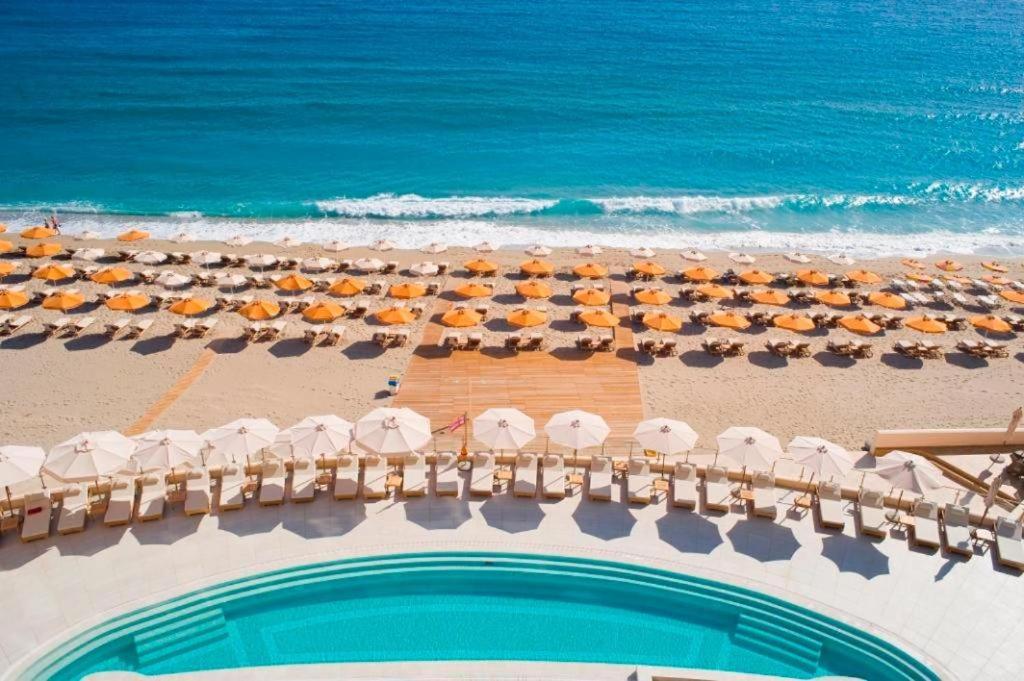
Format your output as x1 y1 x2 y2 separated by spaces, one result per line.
751 471 777 519
672 462 697 509
627 458 652 504
137 474 167 521
57 484 89 534
334 454 359 499
104 479 135 526
704 465 731 512
403 453 426 497
994 517 1024 570
470 452 495 496
434 452 460 496
20 491 51 542
185 468 212 515
542 454 566 499
259 460 286 505
362 454 389 499
816 481 845 529
290 458 316 502
218 464 246 511
588 456 613 501
513 453 538 498
858 488 888 538
942 503 972 557
911 499 940 549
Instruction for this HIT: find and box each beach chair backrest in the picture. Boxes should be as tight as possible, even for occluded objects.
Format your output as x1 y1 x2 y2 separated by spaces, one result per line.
627 458 648 475
591 456 610 473
706 465 727 483
914 500 938 518
674 462 695 481
752 471 774 488
543 454 561 468
996 517 1022 540
861 488 884 506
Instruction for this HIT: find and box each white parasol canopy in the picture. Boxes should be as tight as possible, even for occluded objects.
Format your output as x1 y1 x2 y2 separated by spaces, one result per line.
544 410 610 450
681 249 707 262
409 261 439 277
716 426 783 470
787 436 853 481
353 257 385 272
474 241 497 252
577 244 603 256
353 407 431 455
276 236 301 248
225 235 253 247
72 248 105 262
301 256 336 272
630 247 656 258
77 230 101 240
131 430 203 472
215 273 248 289
44 431 137 482
323 240 349 252
633 418 698 454
785 252 811 264
191 250 223 266
873 450 945 495
525 244 552 257
729 252 756 264
276 415 354 460
370 239 396 251
473 408 536 451
156 271 191 289
421 242 447 254
171 231 196 244
201 418 279 465
828 253 855 266
246 253 278 268
134 251 168 265
0 446 45 488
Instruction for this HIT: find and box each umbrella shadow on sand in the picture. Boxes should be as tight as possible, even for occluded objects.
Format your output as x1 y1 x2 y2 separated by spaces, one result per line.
820 533 890 579
727 520 801 562
479 495 546 533
405 496 472 530
656 512 724 555
572 499 637 540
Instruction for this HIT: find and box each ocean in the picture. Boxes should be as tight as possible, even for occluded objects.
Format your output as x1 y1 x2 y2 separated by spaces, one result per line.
1 0 1023 255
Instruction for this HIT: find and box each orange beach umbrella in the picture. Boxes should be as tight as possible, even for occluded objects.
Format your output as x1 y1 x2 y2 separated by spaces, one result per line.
971 315 1012 334
389 282 427 299
117 229 150 242
981 261 1008 273
90 267 134 285
935 259 962 272
519 259 554 277
26 242 61 258
442 308 481 327
464 259 498 274
999 290 1024 305
846 269 883 285
642 311 682 332
982 274 1011 286
708 311 750 330
739 269 773 285
0 224 5 233
573 288 610 306
901 258 926 269
0 262 15 277
749 290 790 306
32 263 74 282
773 313 816 333
20 226 56 239
506 308 547 328
0 240 13 254
375 306 416 325
169 297 212 316
905 272 933 283
697 283 733 299
796 269 829 287
516 280 552 298
42 291 85 312
838 315 881 335
573 262 608 279
682 266 718 282
633 288 672 305
0 290 29 309
302 301 345 322
238 300 281 320
906 316 947 333
106 292 151 312
455 282 492 298
633 261 666 277
579 309 619 327
816 291 852 307
273 273 314 292
868 291 907 310
328 277 365 297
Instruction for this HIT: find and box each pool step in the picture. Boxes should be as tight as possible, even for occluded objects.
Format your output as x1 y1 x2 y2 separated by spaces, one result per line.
733 612 823 673
133 607 227 668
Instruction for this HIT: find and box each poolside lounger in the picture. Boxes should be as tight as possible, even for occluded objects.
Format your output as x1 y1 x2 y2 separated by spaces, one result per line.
858 488 888 538
334 454 359 499
627 458 652 504
911 499 941 549
57 484 89 534
258 460 286 506
816 481 845 529
403 453 426 497
20 491 51 542
703 466 731 513
672 462 698 509
751 471 778 519
137 474 167 522
218 464 246 511
104 478 135 526
942 503 972 558
185 468 212 515
470 452 495 496
513 453 538 497
434 452 460 496
588 456 612 501
290 458 316 502
994 517 1024 571
362 454 389 499
542 454 566 499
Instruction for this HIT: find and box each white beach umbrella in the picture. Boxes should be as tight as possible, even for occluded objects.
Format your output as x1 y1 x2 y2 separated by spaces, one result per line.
201 418 279 465
134 251 168 265
44 431 137 482
473 408 536 451
131 430 203 473
191 250 223 267
474 241 497 253
225 235 253 247
77 230 101 241
246 253 278 269
323 240 349 252
354 407 431 455
301 256 336 272
716 426 783 471
681 249 707 262
370 239 396 251
409 261 439 277
276 236 301 248
525 244 552 257
785 252 811 264
276 415 354 460
171 231 196 244
421 242 447 254
72 248 105 262
577 244 603 256
545 410 609 450
353 257 385 272
828 253 856 266
729 252 756 264
216 273 248 290
630 247 656 258
633 418 698 455
873 450 946 518
0 446 45 489
157 271 192 289
787 436 853 484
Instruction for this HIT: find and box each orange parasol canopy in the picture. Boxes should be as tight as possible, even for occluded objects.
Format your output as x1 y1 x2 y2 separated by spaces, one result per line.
846 269 883 285
506 308 547 328
982 274 1011 286
796 269 829 287
971 315 1012 334
633 261 666 277
642 311 682 332
106 292 151 311
389 282 427 299
573 262 608 279
998 290 1024 305
579 309 619 327
0 262 15 277
981 261 1008 273
117 229 150 242
442 308 482 327
739 269 773 285
906 316 947 333
868 291 907 310
838 315 881 335
26 242 61 257
515 280 552 298
42 291 85 312
901 258 926 269
816 290 852 307
519 259 554 277
376 306 416 325
573 288 611 306
708 311 750 330
905 272 933 283
455 282 493 298
0 224 5 233
169 297 212 316
682 266 718 282
749 289 790 306
238 300 281 320
464 259 498 274
773 313 816 332
697 283 733 299
32 263 75 281
328 277 365 297
90 267 134 285
273 273 314 292
0 290 29 309
20 226 56 239
935 259 962 272
0 240 13 254
633 288 672 305
302 301 345 322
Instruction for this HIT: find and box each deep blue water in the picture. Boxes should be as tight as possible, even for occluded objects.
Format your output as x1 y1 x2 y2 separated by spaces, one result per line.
1 0 1023 253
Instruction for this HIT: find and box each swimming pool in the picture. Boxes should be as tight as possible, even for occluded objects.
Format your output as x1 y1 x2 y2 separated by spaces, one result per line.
22 552 936 681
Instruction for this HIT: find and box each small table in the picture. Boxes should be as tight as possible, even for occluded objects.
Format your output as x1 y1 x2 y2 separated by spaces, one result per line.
971 528 995 543
793 494 813 509
566 473 584 488
653 478 670 493
734 489 754 502
316 473 334 487
386 474 403 495
612 461 628 478
494 469 513 482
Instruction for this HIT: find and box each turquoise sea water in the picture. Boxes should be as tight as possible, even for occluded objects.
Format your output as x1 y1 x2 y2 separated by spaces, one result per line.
26 553 937 681
1 1 1023 254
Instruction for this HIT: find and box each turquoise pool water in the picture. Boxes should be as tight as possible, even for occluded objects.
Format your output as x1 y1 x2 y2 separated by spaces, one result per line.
25 552 936 681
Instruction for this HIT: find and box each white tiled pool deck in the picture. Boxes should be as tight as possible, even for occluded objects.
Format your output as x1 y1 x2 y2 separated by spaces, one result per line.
1 474 1022 681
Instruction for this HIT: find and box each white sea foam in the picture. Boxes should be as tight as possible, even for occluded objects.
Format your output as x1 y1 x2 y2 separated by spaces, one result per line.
314 193 558 218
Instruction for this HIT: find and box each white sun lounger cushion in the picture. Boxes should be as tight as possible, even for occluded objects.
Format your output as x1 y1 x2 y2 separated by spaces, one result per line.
751 471 777 518
912 500 940 548
104 479 135 526
403 453 426 497
259 461 286 505
513 453 538 497
434 452 460 496
57 484 89 534
218 464 246 511
858 488 887 538
588 456 612 501
704 466 731 512
137 475 167 521
334 455 359 499
185 468 212 515
20 491 51 542
290 458 316 502
627 458 651 504
542 454 566 499
470 452 495 496
816 481 845 529
672 462 697 509
362 454 388 499
994 518 1024 570
942 504 971 557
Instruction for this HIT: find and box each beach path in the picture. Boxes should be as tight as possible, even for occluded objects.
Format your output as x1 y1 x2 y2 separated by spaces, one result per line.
123 349 217 436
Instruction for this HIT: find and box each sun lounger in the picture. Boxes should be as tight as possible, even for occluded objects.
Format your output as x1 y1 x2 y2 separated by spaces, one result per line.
470 452 495 496
303 325 326 345
126 318 154 339
513 452 538 497
44 316 72 337
910 499 940 548
942 503 972 557
627 458 652 504
465 332 482 350
174 320 196 338
816 481 845 529
704 466 731 512
403 453 426 497
858 488 888 538
258 460 286 506
751 471 777 518
57 484 89 534
434 452 460 496
262 320 288 342
588 456 613 501
541 454 566 499
194 318 218 338
994 517 1024 570
524 333 543 350
334 454 359 499
362 454 388 499
104 317 130 338
672 462 697 509
218 464 246 511
290 458 316 502
20 491 51 542
136 474 167 521
324 325 346 346
184 468 212 515
104 479 135 526
0 315 32 337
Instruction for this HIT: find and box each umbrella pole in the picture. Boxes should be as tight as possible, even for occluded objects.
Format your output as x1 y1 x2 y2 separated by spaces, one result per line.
3 486 11 519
